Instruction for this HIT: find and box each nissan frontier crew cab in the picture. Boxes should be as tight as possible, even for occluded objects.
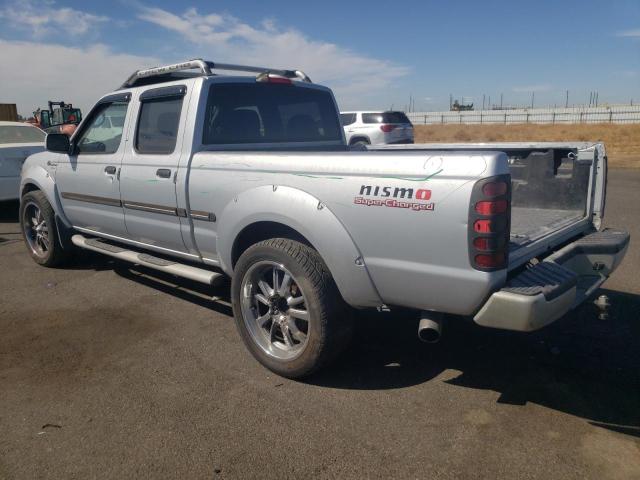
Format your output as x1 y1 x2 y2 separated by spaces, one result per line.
20 59 629 378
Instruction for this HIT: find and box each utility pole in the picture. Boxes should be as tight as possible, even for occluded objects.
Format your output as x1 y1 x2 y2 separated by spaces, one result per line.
531 91 535 108
482 94 486 110
500 93 503 109
565 90 569 108
449 94 453 110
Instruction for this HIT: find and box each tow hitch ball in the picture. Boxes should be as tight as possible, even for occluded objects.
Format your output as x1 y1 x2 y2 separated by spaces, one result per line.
593 294 611 321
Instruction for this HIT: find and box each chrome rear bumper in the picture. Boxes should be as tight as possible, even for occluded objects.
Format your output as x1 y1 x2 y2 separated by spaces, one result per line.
474 229 629 331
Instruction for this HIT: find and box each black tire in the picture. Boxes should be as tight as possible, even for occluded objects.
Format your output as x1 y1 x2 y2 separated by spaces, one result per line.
20 190 72 267
231 238 353 378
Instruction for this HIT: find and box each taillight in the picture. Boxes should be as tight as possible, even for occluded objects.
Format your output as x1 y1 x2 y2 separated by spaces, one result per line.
474 253 506 269
475 200 508 215
468 174 511 271
482 181 508 197
474 219 493 233
380 124 396 133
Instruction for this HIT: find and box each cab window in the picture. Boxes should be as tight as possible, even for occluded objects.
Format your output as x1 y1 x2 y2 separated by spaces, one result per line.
135 97 183 154
76 102 128 154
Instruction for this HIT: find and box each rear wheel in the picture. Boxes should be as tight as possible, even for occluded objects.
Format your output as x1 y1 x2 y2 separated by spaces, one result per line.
20 191 71 267
232 238 353 378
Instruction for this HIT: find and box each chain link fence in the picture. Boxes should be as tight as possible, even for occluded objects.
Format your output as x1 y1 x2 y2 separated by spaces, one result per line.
406 105 640 125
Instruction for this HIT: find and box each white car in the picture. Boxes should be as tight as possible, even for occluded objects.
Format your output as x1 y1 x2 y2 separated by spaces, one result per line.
340 111 414 146
0 121 45 201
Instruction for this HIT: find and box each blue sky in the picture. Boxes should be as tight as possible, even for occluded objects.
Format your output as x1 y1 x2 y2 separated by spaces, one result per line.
0 0 638 115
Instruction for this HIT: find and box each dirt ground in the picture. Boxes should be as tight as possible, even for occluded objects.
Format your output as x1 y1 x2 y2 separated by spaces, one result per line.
413 123 640 168
0 169 638 479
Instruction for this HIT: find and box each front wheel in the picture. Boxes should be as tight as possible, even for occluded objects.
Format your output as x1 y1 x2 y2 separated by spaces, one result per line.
231 238 353 378
20 190 71 267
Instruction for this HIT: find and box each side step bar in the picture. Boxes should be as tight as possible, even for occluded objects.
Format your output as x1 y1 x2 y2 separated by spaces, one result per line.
71 234 224 286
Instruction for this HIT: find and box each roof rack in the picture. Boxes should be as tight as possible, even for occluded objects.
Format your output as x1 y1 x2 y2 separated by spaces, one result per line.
121 58 312 88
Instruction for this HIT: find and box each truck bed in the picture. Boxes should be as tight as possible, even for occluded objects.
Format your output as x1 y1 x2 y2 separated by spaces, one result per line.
510 207 584 248
372 142 603 265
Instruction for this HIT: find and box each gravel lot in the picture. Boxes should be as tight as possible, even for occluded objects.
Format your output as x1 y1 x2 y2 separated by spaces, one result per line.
1 169 638 480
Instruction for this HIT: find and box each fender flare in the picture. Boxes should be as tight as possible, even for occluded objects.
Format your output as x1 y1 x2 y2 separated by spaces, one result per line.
20 162 72 228
216 185 382 308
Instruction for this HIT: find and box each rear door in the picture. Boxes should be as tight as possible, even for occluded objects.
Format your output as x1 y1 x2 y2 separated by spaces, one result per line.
55 93 130 236
119 84 190 254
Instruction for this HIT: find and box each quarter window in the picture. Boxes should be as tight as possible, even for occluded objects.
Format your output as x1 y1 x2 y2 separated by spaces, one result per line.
135 97 183 154
340 113 356 126
76 102 127 154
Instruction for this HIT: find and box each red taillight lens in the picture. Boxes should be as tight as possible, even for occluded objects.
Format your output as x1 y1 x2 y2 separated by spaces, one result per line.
475 200 508 215
469 175 511 271
474 219 493 233
380 124 396 133
474 253 506 268
473 237 492 250
482 181 508 197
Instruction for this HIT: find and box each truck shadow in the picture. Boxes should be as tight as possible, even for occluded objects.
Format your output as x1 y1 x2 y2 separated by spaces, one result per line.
0 200 19 222
0 200 20 243
311 288 640 438
93 262 640 439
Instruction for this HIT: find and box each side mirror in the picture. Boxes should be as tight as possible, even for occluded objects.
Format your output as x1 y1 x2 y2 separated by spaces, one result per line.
45 133 71 154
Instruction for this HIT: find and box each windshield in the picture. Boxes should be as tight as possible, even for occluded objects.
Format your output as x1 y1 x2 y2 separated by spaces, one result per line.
202 83 342 145
0 125 45 144
362 112 411 124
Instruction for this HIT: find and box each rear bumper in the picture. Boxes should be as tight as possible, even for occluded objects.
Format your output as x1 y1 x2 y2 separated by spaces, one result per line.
474 229 629 331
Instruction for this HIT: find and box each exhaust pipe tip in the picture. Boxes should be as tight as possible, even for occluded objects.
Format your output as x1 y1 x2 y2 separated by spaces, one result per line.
417 312 443 343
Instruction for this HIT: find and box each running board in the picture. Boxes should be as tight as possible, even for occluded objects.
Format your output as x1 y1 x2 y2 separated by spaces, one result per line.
71 234 223 285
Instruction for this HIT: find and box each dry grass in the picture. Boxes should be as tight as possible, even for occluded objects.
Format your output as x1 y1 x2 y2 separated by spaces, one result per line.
413 123 640 168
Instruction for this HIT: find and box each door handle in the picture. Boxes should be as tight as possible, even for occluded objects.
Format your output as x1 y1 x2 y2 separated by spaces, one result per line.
156 168 172 179
104 166 116 175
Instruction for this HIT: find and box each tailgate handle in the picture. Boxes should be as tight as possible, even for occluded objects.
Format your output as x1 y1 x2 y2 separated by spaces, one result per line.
156 168 171 178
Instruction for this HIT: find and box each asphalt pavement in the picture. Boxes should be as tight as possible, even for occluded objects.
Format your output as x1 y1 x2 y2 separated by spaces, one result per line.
1 169 638 480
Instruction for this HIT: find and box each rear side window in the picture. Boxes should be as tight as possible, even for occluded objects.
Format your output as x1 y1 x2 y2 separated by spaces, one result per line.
362 112 411 124
202 83 342 145
136 97 183 154
340 113 356 126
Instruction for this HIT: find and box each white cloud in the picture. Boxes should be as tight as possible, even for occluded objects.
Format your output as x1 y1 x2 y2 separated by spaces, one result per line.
616 29 640 38
512 84 553 93
0 0 108 37
137 6 409 108
0 39 158 116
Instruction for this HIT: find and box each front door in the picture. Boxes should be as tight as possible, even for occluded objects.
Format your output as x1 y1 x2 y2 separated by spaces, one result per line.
55 94 131 237
119 85 190 254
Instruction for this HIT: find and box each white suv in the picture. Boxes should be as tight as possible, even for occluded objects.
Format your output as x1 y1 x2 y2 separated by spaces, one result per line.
340 111 414 146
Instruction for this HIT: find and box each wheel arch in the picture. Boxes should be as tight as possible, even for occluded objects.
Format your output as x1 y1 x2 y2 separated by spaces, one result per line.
217 185 382 308
20 165 72 228
348 136 370 145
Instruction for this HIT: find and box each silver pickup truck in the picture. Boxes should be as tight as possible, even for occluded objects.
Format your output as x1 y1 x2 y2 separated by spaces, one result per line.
20 59 629 378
